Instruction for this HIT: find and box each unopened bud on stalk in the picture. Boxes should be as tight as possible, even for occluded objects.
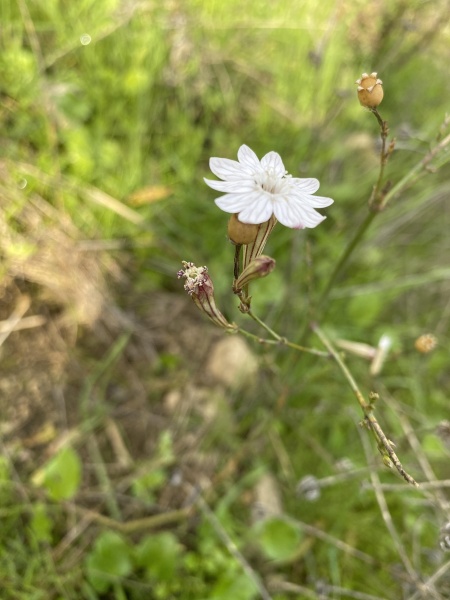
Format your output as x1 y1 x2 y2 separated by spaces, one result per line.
234 255 276 291
228 214 259 245
177 261 237 331
356 72 384 108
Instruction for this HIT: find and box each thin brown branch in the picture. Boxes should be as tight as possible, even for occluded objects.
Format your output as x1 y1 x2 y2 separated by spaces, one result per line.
312 324 418 486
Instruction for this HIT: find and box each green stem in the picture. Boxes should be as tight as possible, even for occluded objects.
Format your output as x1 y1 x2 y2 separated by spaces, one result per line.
317 109 388 312
238 327 329 357
247 309 282 340
318 211 376 310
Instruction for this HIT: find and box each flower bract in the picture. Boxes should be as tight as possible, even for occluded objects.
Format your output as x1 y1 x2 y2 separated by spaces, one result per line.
204 145 333 229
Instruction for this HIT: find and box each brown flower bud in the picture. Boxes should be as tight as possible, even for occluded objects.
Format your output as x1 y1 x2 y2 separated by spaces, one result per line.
414 333 437 354
356 72 384 108
228 214 259 245
234 255 276 291
177 261 237 330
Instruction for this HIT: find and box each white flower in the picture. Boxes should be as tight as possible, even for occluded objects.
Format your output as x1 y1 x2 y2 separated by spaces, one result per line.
204 144 333 229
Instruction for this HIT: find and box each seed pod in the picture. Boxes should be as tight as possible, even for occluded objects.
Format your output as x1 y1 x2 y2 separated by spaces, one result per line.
356 72 384 108
228 213 259 245
414 333 437 353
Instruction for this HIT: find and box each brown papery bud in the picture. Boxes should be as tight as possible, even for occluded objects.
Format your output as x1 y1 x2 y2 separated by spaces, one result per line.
414 333 437 354
356 72 384 108
228 213 259 245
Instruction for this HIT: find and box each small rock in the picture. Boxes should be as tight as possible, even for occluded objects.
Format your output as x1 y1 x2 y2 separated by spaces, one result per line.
205 336 258 388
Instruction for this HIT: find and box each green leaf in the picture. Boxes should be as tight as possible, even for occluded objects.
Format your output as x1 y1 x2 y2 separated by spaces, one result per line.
210 571 258 600
85 531 133 594
255 517 301 561
29 503 53 544
37 447 82 501
135 532 180 582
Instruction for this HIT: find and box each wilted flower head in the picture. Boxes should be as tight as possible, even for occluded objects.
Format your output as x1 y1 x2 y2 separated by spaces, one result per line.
356 72 384 108
177 261 236 330
204 145 333 229
177 261 209 296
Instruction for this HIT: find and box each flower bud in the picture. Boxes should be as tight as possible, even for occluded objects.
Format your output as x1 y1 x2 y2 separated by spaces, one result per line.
356 72 383 108
414 333 437 353
228 214 259 245
177 261 237 330
234 255 276 291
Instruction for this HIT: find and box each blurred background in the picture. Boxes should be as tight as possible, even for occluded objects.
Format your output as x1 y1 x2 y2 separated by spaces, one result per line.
1 0 450 598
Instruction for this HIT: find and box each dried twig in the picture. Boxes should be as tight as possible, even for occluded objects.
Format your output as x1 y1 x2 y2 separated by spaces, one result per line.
312 324 418 487
0 295 31 348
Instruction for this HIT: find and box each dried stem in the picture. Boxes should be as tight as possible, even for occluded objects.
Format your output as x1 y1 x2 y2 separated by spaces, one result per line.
311 323 418 487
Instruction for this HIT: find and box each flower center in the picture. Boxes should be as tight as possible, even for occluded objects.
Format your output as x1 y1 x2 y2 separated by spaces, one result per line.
255 167 290 195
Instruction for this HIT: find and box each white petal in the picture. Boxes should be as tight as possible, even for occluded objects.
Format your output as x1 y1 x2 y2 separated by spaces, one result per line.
260 151 285 176
204 177 255 193
209 157 246 181
290 203 326 228
237 145 263 174
214 192 261 214
237 193 273 224
272 197 326 229
290 177 320 194
289 188 334 208
306 194 334 208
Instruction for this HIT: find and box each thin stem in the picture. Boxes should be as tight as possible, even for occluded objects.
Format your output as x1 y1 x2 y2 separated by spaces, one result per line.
238 327 329 358
312 323 418 487
247 309 282 340
319 116 450 312
233 244 242 281
317 109 388 311
283 338 329 357
318 211 376 310
195 492 273 600
369 108 391 210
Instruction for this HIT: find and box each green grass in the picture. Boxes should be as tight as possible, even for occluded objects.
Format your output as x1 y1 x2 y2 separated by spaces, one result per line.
1 0 450 598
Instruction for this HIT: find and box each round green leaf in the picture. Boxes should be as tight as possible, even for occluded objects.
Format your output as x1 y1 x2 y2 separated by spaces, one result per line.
85 531 133 593
255 517 301 561
40 447 82 501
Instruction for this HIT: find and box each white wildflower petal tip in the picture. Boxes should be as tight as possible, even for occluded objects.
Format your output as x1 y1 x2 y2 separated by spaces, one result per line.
205 144 333 229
